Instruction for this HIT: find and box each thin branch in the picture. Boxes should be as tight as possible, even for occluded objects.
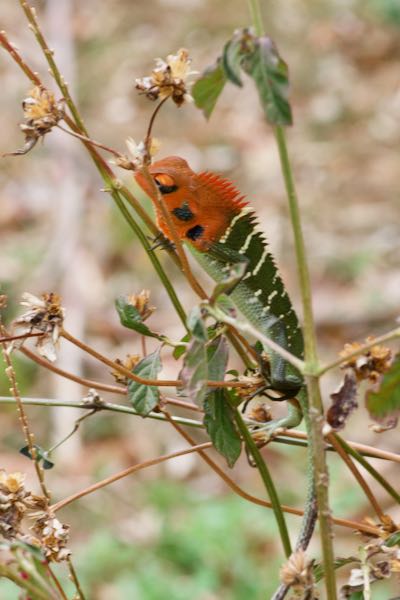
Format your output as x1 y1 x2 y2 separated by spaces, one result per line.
326 433 385 521
318 327 400 376
207 307 305 372
0 332 44 343
56 123 121 157
45 563 68 600
0 396 204 429
66 558 86 600
50 442 213 512
61 327 251 389
0 329 50 501
0 30 41 85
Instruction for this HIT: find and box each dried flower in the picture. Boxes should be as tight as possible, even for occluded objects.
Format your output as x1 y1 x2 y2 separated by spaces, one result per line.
0 471 30 539
6 86 64 156
235 373 265 401
13 292 65 362
32 516 70 562
340 338 393 383
135 48 195 106
112 137 161 171
111 354 141 384
127 289 155 321
247 402 272 423
280 549 315 593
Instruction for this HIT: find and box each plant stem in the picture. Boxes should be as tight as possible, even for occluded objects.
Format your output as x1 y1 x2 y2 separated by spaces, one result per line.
318 327 400 376
333 434 400 504
326 433 385 520
231 398 292 558
51 442 213 512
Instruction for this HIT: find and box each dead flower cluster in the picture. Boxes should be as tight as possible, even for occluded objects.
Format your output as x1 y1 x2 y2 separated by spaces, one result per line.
6 86 64 156
135 48 195 106
340 338 392 383
13 292 65 362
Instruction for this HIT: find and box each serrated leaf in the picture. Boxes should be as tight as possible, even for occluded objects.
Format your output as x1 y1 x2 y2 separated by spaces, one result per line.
115 297 160 338
366 354 400 422
222 37 244 86
241 36 292 126
207 336 229 382
203 338 241 467
204 390 241 467
128 349 162 415
193 59 227 119
180 338 208 404
187 306 208 342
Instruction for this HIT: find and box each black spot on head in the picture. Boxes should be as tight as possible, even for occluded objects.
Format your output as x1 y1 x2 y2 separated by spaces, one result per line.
172 202 194 222
186 224 204 241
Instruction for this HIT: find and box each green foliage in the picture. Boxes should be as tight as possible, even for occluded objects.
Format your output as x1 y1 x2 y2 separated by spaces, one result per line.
193 29 292 125
180 308 208 405
115 296 160 339
127 349 162 415
366 354 400 421
203 337 241 467
191 60 227 119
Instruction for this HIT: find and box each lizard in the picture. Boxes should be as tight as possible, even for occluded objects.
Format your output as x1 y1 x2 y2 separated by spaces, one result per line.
135 155 317 560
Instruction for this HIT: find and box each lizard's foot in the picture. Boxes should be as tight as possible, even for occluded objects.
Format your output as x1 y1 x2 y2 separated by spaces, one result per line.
247 400 303 445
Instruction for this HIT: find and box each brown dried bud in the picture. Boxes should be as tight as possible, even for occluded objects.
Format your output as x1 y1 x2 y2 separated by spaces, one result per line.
111 354 141 384
32 516 70 562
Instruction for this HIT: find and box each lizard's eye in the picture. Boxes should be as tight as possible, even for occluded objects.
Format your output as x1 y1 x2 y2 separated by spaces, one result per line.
154 174 178 194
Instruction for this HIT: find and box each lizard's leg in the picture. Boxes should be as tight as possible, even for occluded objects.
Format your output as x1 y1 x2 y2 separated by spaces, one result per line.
247 399 303 443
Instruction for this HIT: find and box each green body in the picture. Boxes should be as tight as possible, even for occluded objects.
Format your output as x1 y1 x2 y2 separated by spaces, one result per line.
189 207 315 553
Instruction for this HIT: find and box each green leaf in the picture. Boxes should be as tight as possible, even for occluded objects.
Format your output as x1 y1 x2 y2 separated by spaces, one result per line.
204 390 242 467
211 261 248 301
127 349 162 415
203 337 241 467
115 297 160 339
366 354 400 421
192 59 227 119
180 338 208 404
241 36 292 126
222 37 244 86
172 333 190 360
187 306 208 342
19 444 55 469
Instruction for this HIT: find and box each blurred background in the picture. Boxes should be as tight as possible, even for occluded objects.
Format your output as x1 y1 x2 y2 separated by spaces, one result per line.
1 0 399 597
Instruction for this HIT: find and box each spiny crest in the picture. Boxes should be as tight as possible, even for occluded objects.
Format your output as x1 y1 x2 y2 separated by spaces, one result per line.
197 171 247 215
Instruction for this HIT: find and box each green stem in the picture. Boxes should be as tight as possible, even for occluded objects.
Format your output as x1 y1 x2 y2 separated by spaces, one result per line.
230 394 292 558
247 1 337 595
110 189 188 329
333 433 400 504
0 396 203 428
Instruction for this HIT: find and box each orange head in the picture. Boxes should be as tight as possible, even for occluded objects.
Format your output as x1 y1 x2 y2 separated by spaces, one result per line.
135 156 247 251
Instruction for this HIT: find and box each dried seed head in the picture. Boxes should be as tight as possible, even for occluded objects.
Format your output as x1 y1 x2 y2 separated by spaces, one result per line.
280 549 315 591
111 354 141 384
135 48 195 106
0 471 31 539
340 337 393 383
247 402 272 423
13 292 65 362
32 516 70 562
127 289 155 321
112 137 161 172
6 87 64 156
235 373 265 401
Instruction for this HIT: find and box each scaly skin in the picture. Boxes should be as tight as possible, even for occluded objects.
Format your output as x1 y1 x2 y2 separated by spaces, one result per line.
135 156 317 565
